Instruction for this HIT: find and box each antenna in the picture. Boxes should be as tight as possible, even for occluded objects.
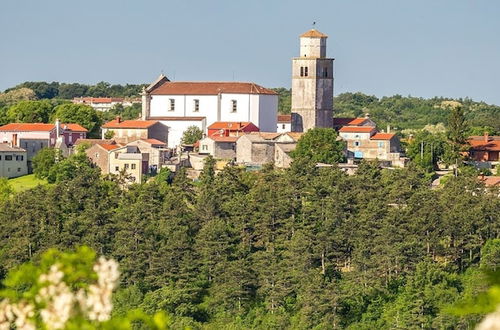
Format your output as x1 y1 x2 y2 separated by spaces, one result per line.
312 21 316 28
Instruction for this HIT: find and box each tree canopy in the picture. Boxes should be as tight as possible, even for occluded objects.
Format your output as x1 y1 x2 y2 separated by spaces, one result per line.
292 127 345 164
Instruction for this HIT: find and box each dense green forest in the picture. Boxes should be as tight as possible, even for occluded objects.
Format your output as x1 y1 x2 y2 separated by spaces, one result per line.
1 153 499 328
4 81 146 99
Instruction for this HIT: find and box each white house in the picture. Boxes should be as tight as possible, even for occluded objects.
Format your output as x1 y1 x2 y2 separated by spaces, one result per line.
141 75 278 148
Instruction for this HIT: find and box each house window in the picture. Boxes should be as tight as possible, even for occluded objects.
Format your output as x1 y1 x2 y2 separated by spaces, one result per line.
378 141 385 148
231 100 237 113
282 124 286 129
323 68 328 78
124 164 129 169
16 155 23 161
131 163 136 170
169 99 175 111
17 168 21 172
115 166 119 171
5 155 12 161
300 67 304 77
193 99 200 112
95 153 99 159
40 142 43 149
354 141 361 147
304 67 308 77
0 155 2 160
202 145 208 151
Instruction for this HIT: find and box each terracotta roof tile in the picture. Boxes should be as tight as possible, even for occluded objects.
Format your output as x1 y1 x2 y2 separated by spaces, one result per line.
468 136 500 151
479 176 500 186
277 115 292 123
349 118 368 125
140 138 167 145
150 82 277 95
0 123 87 132
102 119 158 129
98 143 121 151
0 123 55 132
370 133 395 140
300 29 328 38
339 126 376 133
207 136 239 143
61 123 88 132
208 122 252 130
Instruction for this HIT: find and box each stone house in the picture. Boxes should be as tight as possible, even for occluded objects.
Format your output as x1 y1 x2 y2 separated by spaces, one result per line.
0 143 28 178
339 126 406 167
277 115 291 133
101 117 168 144
199 136 238 160
85 142 123 174
125 139 169 171
274 143 296 168
236 133 282 165
108 146 149 184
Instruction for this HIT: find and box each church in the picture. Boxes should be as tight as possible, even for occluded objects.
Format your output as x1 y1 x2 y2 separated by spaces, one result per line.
139 28 335 148
141 76 278 148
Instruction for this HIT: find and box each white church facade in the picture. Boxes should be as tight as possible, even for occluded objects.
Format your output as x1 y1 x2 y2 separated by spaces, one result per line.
142 75 278 148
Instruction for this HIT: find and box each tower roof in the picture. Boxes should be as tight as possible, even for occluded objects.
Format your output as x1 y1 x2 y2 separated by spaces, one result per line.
300 29 328 38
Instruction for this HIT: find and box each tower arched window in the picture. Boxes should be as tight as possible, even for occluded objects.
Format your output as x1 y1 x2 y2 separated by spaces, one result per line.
304 67 308 77
300 67 304 77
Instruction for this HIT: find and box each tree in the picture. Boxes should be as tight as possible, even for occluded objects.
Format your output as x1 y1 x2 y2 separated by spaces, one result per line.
32 147 62 179
0 178 13 203
47 152 99 184
181 126 203 145
291 128 345 164
6 100 54 123
0 88 37 107
52 103 102 137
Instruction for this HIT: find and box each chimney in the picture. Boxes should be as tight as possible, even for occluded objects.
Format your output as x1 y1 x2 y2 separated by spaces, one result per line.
55 118 61 138
364 113 370 118
484 132 489 143
116 116 121 123
387 125 391 133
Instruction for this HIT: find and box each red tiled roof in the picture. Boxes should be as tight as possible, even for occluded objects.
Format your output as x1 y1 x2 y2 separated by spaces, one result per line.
468 136 500 151
150 82 277 95
208 122 252 130
98 144 121 151
74 97 124 103
339 126 376 133
102 119 158 129
277 115 292 123
479 176 500 187
61 123 88 132
140 138 167 145
0 123 55 132
300 29 328 38
207 136 239 142
371 133 395 140
349 118 368 125
0 123 87 132
333 118 368 126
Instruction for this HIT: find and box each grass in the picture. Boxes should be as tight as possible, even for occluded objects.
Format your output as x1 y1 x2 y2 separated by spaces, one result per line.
9 174 48 192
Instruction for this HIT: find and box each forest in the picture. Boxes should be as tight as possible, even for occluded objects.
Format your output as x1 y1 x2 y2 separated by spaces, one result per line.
1 153 499 328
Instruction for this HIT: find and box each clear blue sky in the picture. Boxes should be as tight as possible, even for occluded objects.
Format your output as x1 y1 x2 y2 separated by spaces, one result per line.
1 0 500 104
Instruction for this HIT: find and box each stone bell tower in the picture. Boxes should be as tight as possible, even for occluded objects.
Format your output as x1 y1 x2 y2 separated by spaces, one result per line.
291 29 334 132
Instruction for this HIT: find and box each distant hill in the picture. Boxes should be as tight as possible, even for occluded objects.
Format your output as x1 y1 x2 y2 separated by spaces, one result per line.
4 81 146 100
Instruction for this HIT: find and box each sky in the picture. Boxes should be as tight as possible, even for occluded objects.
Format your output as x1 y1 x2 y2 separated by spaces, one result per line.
1 0 500 104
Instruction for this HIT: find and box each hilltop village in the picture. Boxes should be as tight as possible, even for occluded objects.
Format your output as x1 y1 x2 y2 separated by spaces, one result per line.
1 28 497 184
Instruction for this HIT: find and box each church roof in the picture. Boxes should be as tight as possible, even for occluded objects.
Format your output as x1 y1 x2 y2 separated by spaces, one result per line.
149 82 277 96
300 29 328 38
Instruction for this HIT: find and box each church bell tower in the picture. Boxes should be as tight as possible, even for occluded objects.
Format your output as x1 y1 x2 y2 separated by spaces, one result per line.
291 29 334 132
